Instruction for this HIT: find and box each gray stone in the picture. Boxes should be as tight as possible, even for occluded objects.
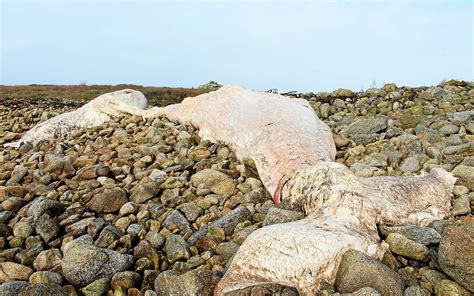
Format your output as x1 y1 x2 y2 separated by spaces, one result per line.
403 286 430 296
452 165 474 191
29 271 63 285
0 211 14 224
438 221 474 292
160 188 182 207
398 267 418 287
448 111 474 121
35 214 60 243
177 202 203 222
428 220 449 235
127 223 145 237
18 283 67 296
149 169 167 182
345 118 388 136
428 86 459 101
95 225 123 248
451 195 471 216
419 267 448 293
15 244 44 266
80 278 110 296
465 122 474 134
2 196 26 212
263 207 305 226
320 103 330 119
438 124 459 135
164 234 190 263
154 269 218 296
385 233 429 261
434 279 470 296
6 165 28 185
0 281 30 296
332 88 354 97
224 283 298 296
215 242 240 262
87 187 128 213
232 224 260 245
335 249 405 295
111 271 142 289
13 221 34 239
191 169 235 197
361 153 388 168
145 231 165 249
130 177 161 204
61 235 134 286
347 287 381 295
443 143 473 155
27 198 62 222
378 225 441 245
399 157 421 173
163 210 192 232
188 206 251 245
43 154 75 178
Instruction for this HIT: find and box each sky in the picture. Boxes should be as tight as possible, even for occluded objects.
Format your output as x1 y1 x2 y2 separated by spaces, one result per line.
0 0 472 92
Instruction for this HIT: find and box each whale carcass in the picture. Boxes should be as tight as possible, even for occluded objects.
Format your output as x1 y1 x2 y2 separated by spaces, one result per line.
7 86 455 295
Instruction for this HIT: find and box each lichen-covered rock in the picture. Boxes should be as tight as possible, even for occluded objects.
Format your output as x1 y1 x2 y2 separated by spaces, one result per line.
164 234 190 263
111 271 142 290
191 169 235 197
438 221 474 292
80 278 110 296
335 249 405 296
18 283 68 296
262 207 304 226
344 118 388 136
403 286 430 296
188 206 251 245
86 187 128 213
154 269 219 296
378 225 441 245
130 178 161 204
434 279 470 296
61 235 134 286
0 262 33 283
385 233 429 261
29 271 63 285
451 165 474 191
0 281 30 295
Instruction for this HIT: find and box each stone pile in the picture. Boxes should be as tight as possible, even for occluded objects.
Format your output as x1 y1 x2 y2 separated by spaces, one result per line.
0 79 472 295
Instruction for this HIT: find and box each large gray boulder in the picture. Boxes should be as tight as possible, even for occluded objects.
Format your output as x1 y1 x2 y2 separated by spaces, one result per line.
438 221 474 292
61 235 134 287
335 249 405 296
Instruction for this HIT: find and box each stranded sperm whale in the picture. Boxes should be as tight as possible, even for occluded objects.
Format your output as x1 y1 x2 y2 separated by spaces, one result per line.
6 86 455 295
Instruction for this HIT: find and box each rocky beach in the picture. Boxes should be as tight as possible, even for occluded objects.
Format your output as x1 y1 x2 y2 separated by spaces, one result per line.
0 80 472 296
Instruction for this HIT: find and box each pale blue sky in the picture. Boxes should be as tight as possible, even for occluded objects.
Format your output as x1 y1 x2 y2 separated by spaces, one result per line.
1 0 472 92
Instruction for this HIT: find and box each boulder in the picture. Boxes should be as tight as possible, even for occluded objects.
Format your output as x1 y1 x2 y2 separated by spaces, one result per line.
335 249 405 295
438 221 474 292
61 235 134 286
